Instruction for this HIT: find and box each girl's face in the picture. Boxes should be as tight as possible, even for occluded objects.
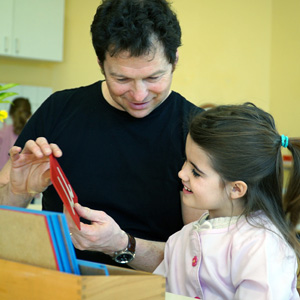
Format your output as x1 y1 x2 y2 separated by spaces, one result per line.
178 135 235 219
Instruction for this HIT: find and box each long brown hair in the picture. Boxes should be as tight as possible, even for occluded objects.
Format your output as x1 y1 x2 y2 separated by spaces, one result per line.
9 97 32 135
189 102 300 255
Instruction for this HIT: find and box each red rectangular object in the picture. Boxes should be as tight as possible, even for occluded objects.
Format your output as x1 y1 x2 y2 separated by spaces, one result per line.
50 154 81 230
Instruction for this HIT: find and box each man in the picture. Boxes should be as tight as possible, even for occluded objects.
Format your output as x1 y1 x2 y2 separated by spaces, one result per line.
0 0 202 272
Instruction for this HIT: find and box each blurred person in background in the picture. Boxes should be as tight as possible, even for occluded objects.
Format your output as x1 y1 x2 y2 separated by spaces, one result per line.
0 97 32 170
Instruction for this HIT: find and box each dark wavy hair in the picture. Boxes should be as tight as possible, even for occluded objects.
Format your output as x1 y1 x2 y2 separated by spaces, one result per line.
9 97 32 135
91 0 181 66
189 103 300 255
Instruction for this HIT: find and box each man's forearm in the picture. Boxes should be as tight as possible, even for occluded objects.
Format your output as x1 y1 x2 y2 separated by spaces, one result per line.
129 238 165 273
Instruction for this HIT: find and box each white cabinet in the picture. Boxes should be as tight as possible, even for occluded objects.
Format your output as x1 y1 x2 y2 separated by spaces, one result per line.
0 0 65 62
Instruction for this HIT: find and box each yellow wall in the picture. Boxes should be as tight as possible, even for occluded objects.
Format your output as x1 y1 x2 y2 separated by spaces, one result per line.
270 0 300 137
0 0 299 136
173 0 271 110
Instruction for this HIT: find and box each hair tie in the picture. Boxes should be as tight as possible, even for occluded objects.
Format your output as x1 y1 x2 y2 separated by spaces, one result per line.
281 135 289 148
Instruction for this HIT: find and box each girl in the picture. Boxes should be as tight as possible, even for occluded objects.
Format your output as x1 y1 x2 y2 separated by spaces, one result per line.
154 103 300 299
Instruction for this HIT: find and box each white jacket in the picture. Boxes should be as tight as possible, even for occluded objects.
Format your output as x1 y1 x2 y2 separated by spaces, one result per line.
154 212 299 299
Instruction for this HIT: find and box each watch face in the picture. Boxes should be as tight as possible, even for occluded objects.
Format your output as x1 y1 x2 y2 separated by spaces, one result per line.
115 253 134 264
113 233 136 264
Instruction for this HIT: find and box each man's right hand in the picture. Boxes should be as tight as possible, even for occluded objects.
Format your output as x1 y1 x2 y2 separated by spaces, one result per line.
0 137 62 207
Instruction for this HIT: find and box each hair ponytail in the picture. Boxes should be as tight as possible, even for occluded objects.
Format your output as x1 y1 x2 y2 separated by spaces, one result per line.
283 138 300 228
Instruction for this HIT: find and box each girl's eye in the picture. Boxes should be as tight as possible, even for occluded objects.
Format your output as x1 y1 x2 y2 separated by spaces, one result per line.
192 169 201 178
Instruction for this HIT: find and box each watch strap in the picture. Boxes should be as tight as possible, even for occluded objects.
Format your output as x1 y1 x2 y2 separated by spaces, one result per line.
126 233 136 253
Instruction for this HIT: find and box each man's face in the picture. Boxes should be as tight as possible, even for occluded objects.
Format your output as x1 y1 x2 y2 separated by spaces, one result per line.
101 44 176 118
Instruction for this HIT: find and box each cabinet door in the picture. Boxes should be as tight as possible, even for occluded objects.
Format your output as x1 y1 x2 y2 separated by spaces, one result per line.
0 0 14 55
11 0 65 61
13 0 65 61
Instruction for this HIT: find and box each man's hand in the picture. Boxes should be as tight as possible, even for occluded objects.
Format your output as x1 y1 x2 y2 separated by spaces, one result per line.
66 203 128 256
0 137 62 207
66 203 165 272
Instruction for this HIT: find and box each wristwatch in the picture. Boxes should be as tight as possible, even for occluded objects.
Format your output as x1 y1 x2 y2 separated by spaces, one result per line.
112 233 136 264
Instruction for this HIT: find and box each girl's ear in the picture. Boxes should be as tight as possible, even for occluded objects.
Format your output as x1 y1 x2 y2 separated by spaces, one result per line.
230 181 247 199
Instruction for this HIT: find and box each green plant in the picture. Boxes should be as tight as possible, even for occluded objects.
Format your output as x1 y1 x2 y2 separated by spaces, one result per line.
0 83 18 122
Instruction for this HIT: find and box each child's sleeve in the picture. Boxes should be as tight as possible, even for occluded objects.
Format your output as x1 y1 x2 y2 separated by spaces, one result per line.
231 231 298 299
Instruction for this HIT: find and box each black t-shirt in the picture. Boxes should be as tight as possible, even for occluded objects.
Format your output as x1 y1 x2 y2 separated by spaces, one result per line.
16 81 201 265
